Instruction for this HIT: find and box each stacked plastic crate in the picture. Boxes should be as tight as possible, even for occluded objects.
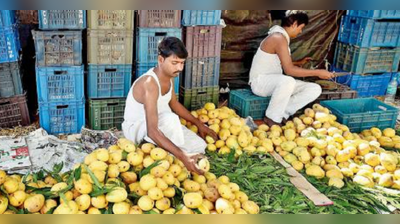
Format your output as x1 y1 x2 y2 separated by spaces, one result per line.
136 10 182 98
86 10 134 130
180 10 222 110
0 10 30 128
33 10 86 134
333 10 400 97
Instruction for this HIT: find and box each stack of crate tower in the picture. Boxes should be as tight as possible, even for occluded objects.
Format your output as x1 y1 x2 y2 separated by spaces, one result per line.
333 10 400 97
181 10 222 110
0 10 30 128
33 10 86 134
87 10 134 130
136 10 182 98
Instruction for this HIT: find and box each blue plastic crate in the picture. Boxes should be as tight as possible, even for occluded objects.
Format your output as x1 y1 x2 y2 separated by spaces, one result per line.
136 28 182 64
321 98 398 133
333 67 398 97
0 61 23 98
32 30 82 67
88 64 132 99
182 10 221 26
339 16 400 47
183 57 220 89
39 10 86 30
36 66 84 102
333 42 400 74
39 99 85 135
229 89 271 120
136 62 179 95
0 10 16 28
0 26 20 63
347 10 400 19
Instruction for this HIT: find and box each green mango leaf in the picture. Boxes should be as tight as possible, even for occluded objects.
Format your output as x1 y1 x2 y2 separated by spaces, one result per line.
45 207 56 214
122 151 129 160
227 148 236 163
83 164 102 189
53 162 64 174
139 161 161 179
74 166 82 181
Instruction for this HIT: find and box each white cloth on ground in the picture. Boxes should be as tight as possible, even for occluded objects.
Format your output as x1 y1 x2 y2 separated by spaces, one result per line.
122 68 206 155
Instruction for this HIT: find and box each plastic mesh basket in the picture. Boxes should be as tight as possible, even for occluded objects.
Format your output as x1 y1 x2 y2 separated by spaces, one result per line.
39 100 85 134
0 26 20 63
229 89 271 120
36 66 84 102
32 30 82 67
333 43 400 74
0 94 30 128
138 10 181 28
321 98 399 133
88 10 134 30
87 64 132 99
88 29 133 64
183 57 220 89
136 28 182 64
89 98 126 130
38 10 86 30
180 86 219 111
0 61 23 98
182 10 222 26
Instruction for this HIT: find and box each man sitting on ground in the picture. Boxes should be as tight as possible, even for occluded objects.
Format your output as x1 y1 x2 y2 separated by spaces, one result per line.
122 37 217 174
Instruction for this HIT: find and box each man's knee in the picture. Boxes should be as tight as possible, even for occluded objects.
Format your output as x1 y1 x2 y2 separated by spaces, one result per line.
157 112 184 141
184 133 207 155
159 113 180 127
281 76 296 89
308 83 322 97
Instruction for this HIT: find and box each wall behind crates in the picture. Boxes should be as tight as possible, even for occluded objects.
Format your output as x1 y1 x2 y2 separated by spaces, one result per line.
220 10 346 88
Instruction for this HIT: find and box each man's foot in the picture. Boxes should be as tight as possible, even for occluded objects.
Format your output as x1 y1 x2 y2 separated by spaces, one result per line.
263 117 282 127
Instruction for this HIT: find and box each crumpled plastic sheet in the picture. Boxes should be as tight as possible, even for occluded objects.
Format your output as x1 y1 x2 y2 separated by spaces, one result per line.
80 128 119 153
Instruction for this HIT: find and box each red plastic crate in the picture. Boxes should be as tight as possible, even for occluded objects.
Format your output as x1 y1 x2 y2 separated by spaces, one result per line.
138 10 181 28
184 26 222 58
0 94 30 128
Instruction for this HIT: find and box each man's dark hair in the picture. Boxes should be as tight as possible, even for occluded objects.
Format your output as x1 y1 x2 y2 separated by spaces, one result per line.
158 37 188 59
281 11 309 27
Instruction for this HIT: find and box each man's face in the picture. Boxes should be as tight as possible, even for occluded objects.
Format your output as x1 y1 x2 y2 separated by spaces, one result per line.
290 23 306 38
159 54 186 78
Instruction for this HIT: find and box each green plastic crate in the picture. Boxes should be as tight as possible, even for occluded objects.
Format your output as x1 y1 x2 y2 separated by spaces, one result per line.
321 98 399 133
180 86 219 111
89 98 126 130
229 89 271 120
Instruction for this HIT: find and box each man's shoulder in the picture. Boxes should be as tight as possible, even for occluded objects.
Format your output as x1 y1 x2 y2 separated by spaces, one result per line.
261 33 288 51
135 75 158 92
266 33 287 43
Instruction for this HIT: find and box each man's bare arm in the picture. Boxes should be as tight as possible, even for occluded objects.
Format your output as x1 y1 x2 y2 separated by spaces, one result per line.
264 35 333 80
169 84 218 140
